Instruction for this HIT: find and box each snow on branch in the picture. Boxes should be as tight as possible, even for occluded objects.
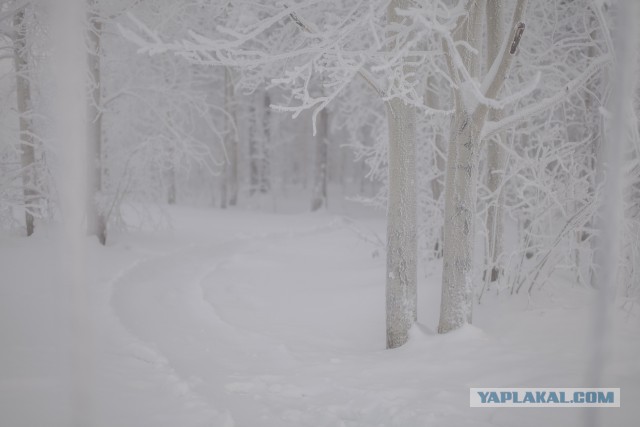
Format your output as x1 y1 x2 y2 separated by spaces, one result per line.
482 54 612 139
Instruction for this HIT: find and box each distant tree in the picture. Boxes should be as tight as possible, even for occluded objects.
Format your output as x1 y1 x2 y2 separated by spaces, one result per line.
0 2 41 235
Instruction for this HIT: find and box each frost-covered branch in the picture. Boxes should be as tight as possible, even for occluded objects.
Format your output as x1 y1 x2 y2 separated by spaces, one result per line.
482 54 612 139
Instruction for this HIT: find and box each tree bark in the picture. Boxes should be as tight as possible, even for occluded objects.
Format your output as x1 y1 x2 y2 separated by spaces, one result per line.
385 99 418 349
439 111 483 333
438 0 486 333
14 9 38 237
385 0 418 350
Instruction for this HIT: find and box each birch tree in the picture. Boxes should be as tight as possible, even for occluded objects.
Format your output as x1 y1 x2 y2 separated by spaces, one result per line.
437 0 529 333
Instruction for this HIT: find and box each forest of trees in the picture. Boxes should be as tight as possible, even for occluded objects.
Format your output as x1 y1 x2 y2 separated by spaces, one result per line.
1 0 639 351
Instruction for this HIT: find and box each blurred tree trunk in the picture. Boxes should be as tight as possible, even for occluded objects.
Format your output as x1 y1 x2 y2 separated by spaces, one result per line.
248 97 259 196
261 91 271 194
167 144 177 205
86 7 106 244
14 9 38 236
225 67 239 206
311 106 328 211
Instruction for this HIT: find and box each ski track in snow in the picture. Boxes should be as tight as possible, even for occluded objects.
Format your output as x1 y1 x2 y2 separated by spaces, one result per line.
109 219 461 427
103 245 231 426
110 220 371 427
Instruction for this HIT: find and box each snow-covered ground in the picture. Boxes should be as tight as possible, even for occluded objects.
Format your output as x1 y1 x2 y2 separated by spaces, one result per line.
1 206 638 427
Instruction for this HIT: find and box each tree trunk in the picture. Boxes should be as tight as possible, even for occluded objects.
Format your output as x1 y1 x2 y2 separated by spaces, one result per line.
439 111 483 333
425 77 445 258
86 12 106 245
167 168 177 205
224 67 238 206
167 143 177 205
219 166 227 209
311 106 328 211
248 99 259 196
438 0 486 334
484 0 506 283
586 5 638 426
385 99 418 349
385 0 418 349
485 132 505 282
14 9 38 237
438 0 528 333
261 91 271 194
582 19 601 286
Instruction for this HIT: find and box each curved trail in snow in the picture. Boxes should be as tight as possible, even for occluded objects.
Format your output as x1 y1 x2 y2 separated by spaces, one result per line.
109 221 362 427
109 216 578 427
95 244 236 427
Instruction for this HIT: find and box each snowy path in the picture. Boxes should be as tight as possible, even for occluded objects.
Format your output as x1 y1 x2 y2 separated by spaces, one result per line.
107 215 585 427
110 219 478 427
2 208 638 427
109 220 389 427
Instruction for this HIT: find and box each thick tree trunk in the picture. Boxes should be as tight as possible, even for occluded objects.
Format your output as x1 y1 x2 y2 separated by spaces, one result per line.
439 112 483 333
311 107 328 211
14 10 38 237
385 99 418 349
438 0 486 334
86 14 106 245
586 5 637 427
385 0 418 349
438 0 528 333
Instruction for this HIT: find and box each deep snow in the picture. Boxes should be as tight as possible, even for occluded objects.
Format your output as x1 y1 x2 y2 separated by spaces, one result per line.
1 206 638 426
